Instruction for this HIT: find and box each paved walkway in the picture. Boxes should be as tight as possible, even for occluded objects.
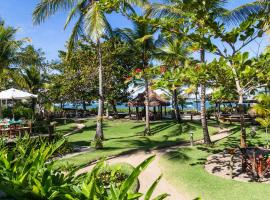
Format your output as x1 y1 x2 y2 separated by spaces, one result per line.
77 128 232 200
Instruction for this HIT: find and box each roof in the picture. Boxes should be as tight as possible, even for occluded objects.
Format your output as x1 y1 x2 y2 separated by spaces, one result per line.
128 90 170 107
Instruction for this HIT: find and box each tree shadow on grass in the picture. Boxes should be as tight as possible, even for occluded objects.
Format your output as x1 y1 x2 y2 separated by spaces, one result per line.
69 141 90 147
162 147 191 162
150 122 177 135
117 136 187 152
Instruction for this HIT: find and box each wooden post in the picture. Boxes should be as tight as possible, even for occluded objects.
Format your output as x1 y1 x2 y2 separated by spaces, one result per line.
153 106 156 120
230 154 234 179
136 107 139 121
128 106 131 119
190 131 194 146
165 106 167 116
160 106 163 120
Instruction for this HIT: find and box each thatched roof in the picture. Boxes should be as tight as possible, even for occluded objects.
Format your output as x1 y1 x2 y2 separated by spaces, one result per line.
128 90 170 107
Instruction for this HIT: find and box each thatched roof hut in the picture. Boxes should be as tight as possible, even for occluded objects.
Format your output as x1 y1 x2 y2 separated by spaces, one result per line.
128 90 170 107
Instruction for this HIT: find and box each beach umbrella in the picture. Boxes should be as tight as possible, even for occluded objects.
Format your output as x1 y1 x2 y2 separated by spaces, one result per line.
0 88 38 119
0 88 38 100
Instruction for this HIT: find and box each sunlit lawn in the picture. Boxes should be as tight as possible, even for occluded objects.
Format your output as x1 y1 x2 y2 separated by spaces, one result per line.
159 127 270 200
55 122 77 135
56 119 220 167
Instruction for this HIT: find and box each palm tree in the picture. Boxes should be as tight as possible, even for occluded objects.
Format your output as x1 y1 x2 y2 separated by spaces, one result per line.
0 20 22 117
11 45 45 114
155 36 191 123
149 0 234 144
33 0 145 146
116 13 157 135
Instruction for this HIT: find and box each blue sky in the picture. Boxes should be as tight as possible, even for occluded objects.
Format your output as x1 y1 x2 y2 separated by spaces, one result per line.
0 0 266 61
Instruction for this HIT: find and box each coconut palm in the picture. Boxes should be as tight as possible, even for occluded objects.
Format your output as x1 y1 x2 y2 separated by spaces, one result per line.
116 12 157 135
0 20 22 117
33 0 146 146
155 36 191 123
11 45 45 113
148 0 233 144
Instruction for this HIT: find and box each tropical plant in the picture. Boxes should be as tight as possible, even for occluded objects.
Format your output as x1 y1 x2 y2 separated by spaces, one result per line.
0 138 168 200
252 94 270 145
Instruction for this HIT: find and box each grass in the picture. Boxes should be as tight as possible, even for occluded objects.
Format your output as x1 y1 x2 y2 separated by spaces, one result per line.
56 119 220 167
55 122 77 135
159 127 270 200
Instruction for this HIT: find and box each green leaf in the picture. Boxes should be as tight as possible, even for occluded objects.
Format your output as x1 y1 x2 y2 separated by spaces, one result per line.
119 155 155 199
144 175 163 200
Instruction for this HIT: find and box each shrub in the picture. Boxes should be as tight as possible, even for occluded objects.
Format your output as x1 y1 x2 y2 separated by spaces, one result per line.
0 138 168 200
3 105 33 120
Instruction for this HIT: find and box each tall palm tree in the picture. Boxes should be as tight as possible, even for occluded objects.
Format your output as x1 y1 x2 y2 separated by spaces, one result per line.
33 0 145 146
116 13 157 135
155 36 191 123
149 0 233 144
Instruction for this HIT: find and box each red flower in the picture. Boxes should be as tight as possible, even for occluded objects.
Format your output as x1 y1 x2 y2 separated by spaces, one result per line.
160 66 167 74
135 68 142 73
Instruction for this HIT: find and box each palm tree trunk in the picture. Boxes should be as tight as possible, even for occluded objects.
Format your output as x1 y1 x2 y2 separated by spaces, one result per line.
110 101 119 118
200 49 211 144
173 89 181 123
144 78 151 135
95 40 104 144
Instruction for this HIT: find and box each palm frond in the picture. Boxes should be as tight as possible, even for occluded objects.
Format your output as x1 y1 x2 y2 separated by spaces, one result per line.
222 1 264 24
33 0 76 25
64 0 84 30
66 15 84 58
84 2 110 42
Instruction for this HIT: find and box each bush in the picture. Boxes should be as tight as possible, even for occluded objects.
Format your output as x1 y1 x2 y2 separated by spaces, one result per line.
0 138 168 200
3 105 33 120
98 163 139 193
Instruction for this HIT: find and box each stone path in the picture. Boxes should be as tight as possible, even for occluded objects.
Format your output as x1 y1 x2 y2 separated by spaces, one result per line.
77 128 232 200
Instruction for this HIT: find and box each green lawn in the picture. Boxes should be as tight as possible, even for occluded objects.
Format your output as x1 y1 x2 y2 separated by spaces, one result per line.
55 122 77 135
56 119 220 167
159 127 270 200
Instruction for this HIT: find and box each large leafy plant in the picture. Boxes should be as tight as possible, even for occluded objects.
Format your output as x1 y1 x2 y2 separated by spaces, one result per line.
0 138 168 200
252 94 270 145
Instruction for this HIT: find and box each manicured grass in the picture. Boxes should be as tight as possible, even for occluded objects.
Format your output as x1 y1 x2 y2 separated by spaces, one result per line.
55 123 77 135
56 119 220 167
159 128 270 200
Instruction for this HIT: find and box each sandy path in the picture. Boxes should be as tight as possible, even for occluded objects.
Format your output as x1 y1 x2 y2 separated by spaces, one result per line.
77 128 232 200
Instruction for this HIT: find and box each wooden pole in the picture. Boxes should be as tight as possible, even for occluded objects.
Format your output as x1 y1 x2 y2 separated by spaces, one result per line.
160 106 163 120
136 107 139 121
153 106 156 120
128 106 131 119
